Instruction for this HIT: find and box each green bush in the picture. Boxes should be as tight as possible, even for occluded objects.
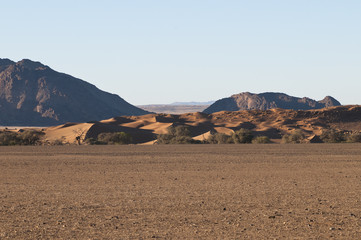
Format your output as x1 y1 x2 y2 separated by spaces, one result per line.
97 132 132 145
320 129 345 143
232 129 253 143
282 130 305 144
252 136 271 144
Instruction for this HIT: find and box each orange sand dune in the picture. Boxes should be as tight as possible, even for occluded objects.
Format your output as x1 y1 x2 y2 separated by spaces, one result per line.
45 123 94 144
139 122 173 134
44 106 361 144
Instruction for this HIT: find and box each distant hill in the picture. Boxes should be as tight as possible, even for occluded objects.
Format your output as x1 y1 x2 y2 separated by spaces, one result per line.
203 92 341 114
138 101 214 114
138 104 210 114
0 58 149 126
170 101 215 106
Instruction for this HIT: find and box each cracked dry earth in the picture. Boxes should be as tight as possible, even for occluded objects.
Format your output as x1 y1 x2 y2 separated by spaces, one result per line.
0 144 360 239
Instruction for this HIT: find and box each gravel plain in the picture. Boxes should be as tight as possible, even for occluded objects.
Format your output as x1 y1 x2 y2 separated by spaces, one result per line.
0 144 361 239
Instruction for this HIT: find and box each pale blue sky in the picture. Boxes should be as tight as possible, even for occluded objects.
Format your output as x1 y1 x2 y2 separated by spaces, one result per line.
2 1 361 105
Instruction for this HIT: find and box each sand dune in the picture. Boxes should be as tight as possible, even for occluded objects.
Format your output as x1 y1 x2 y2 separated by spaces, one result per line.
43 105 361 144
45 123 93 144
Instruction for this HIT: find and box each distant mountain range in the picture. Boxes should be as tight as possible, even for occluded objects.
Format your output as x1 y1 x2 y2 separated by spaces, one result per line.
137 104 210 114
0 58 148 126
203 92 341 114
0 58 344 126
170 101 215 106
138 101 215 114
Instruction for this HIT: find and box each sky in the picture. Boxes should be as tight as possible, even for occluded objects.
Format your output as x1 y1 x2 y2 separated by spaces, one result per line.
2 1 361 105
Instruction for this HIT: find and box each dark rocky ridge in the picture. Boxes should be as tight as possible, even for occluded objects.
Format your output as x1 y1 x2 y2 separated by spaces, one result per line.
0 58 149 126
203 92 341 114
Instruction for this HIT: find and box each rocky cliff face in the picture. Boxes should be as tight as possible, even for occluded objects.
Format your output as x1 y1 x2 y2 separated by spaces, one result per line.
203 92 341 114
0 59 149 126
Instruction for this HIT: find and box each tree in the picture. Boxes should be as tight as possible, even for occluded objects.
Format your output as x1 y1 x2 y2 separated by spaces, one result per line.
73 129 87 145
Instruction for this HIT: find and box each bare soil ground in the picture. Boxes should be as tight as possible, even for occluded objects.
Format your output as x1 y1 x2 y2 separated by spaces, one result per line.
0 144 361 239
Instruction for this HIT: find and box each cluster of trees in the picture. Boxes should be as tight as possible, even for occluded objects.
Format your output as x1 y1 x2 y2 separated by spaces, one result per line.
282 129 361 144
2 127 360 146
157 125 361 145
0 130 44 146
320 129 361 143
156 126 271 144
85 132 132 145
206 129 271 144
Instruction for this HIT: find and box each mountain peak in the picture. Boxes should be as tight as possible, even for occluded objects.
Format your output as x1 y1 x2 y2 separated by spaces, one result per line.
319 96 341 107
16 59 47 70
0 58 15 67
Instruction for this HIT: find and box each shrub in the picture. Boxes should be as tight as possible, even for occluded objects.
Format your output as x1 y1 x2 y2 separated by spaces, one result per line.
232 129 253 143
281 134 291 144
320 129 345 143
168 125 191 137
0 130 44 146
252 136 271 144
346 132 361 143
157 125 199 144
84 138 103 145
282 130 305 144
51 139 64 145
0 132 19 145
206 128 253 144
157 134 196 144
18 130 44 145
156 133 174 144
207 133 232 144
97 132 132 145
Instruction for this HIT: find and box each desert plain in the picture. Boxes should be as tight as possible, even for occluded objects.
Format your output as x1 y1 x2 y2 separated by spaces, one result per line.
0 144 361 239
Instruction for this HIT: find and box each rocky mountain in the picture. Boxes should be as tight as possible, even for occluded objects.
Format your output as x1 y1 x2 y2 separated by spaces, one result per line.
0 58 149 126
203 92 341 114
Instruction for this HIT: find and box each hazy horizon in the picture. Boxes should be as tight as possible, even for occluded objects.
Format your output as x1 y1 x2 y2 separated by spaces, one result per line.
2 1 360 105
